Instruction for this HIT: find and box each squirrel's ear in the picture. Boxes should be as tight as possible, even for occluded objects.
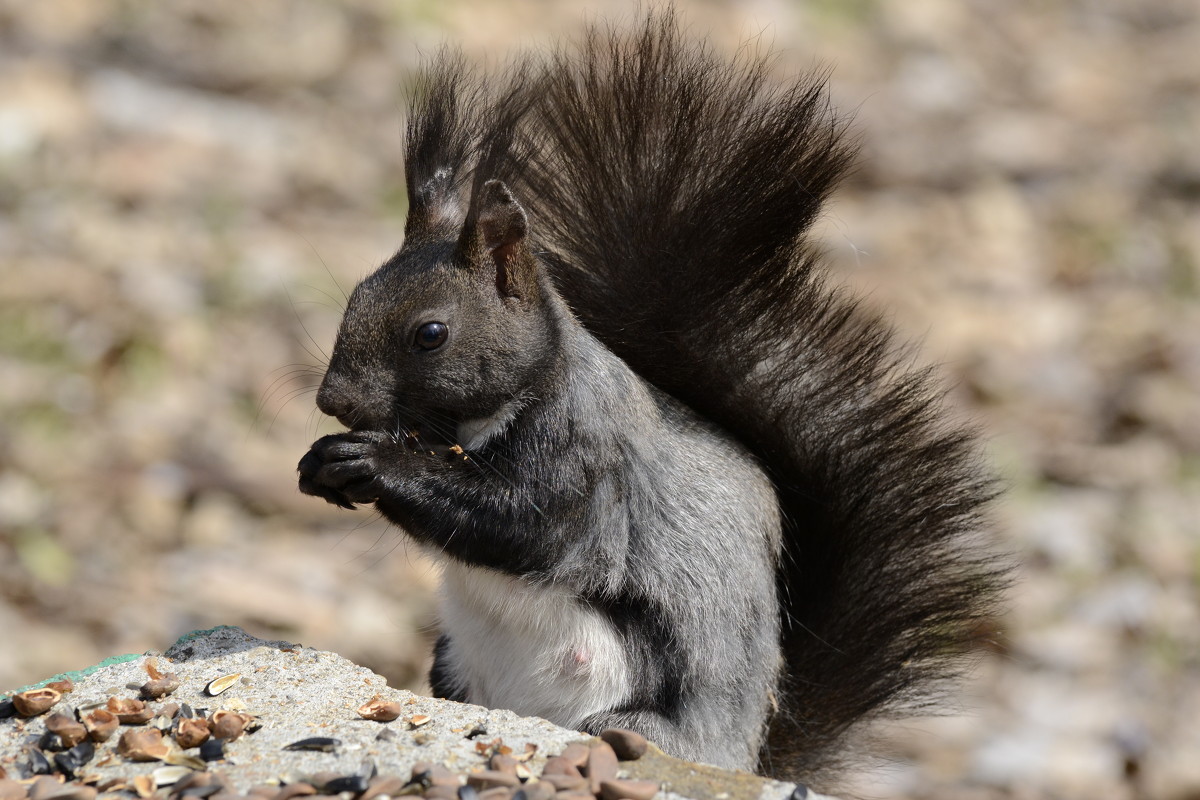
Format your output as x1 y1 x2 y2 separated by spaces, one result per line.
405 167 463 239
469 179 539 303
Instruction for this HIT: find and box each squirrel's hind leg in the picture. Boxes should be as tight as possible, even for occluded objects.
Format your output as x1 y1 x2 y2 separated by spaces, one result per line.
429 634 470 704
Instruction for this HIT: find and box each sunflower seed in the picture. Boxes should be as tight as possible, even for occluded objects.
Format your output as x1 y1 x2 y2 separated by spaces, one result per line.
282 737 340 753
27 748 54 775
198 739 225 762
205 674 242 697
163 750 207 770
320 776 368 795
37 732 66 752
153 765 194 787
53 741 95 778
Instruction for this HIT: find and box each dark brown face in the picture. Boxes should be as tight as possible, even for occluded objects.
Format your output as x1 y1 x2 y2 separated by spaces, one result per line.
315 227 559 440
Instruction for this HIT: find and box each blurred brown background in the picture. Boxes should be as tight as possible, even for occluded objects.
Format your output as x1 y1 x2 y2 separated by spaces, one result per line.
1 1 1197 798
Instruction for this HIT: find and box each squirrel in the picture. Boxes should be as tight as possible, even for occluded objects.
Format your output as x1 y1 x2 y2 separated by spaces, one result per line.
298 11 1006 790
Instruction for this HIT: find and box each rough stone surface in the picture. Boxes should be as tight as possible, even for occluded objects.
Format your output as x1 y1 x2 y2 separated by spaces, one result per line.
0 628 826 800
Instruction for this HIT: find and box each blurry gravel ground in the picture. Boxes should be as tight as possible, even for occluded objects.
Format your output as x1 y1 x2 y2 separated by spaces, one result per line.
1 1 1197 798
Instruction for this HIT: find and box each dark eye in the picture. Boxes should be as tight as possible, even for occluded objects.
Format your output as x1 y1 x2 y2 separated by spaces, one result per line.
415 321 449 350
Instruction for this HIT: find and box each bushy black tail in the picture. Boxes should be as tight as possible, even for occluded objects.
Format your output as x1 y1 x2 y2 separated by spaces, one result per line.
405 11 1007 785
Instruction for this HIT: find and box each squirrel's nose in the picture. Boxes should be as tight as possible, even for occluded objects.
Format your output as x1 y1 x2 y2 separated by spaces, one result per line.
315 382 352 421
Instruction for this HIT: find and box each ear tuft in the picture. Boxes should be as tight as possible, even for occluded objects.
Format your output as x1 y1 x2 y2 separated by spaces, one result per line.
406 167 463 238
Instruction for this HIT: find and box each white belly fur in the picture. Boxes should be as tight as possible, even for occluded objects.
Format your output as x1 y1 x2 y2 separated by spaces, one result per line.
437 559 631 728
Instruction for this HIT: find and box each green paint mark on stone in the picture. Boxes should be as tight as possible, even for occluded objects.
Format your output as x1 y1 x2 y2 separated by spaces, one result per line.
3 627 245 697
5 652 143 696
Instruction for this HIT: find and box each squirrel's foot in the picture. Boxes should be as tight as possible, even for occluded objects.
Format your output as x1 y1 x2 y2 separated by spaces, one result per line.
298 430 397 509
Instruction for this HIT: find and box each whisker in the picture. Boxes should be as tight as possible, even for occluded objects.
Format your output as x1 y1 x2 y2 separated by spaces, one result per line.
264 385 318 435
294 231 350 305
282 282 332 364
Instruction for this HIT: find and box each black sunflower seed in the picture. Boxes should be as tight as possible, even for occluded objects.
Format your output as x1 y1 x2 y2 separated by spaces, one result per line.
199 739 225 762
27 748 54 776
282 737 340 753
321 776 368 795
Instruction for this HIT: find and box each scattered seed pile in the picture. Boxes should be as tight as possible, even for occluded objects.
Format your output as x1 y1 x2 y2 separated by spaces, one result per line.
0 628 815 800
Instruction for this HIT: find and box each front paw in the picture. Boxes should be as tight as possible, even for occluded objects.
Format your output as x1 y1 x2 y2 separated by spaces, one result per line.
298 430 394 509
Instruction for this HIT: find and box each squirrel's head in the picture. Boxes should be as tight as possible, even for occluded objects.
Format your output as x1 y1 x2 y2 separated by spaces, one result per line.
316 179 559 437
